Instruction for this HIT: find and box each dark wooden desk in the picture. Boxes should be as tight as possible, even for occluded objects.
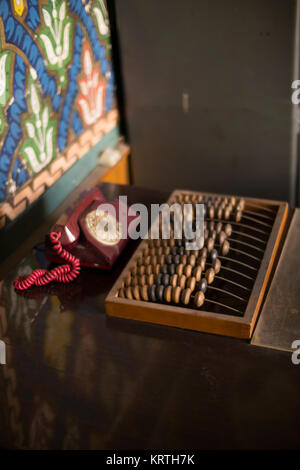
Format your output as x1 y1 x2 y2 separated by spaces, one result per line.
0 183 299 450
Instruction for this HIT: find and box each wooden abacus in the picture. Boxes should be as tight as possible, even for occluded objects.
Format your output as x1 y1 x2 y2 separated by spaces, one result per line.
105 190 288 339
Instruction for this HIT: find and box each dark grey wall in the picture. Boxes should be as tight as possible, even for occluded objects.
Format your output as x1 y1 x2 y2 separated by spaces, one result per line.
113 0 296 202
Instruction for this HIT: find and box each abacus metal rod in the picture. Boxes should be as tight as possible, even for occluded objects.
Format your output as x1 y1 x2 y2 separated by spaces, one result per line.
203 299 243 315
227 237 265 253
229 231 267 245
218 256 258 271
245 202 276 214
213 275 251 291
207 285 247 302
216 245 261 262
215 265 255 281
240 214 273 228
210 218 269 236
242 209 274 221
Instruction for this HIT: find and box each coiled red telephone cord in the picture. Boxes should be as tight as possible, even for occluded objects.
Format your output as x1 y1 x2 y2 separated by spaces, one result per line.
13 232 80 290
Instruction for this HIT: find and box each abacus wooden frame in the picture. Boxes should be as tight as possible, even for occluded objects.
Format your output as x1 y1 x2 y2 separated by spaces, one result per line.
105 190 289 339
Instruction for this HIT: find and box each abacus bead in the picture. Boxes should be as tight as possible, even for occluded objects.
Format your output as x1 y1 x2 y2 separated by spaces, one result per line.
209 221 215 231
140 285 149 301
197 257 206 270
212 258 221 274
210 249 218 261
125 275 132 287
171 247 177 256
154 239 161 247
156 247 164 256
172 286 182 303
186 276 196 291
170 274 178 287
205 268 215 284
200 247 207 258
237 198 245 210
217 207 223 219
181 288 192 305
154 264 161 275
162 274 170 286
147 274 155 285
143 246 150 256
161 264 168 274
162 239 168 248
199 278 208 293
204 228 209 240
125 287 133 299
218 231 227 245
176 263 184 276
133 285 140 300
131 276 139 287
156 285 164 302
235 210 242 222
145 264 153 275
158 255 165 265
178 274 187 289
216 222 223 234
188 254 196 267
156 273 163 285
174 255 181 265
149 285 157 302
164 285 172 303
166 254 173 264
168 264 176 275
209 206 215 218
224 223 232 236
224 207 231 220
118 288 125 298
151 255 158 266
209 230 217 241
138 265 146 276
184 264 192 278
169 239 176 248
139 275 147 286
177 246 185 256
193 266 202 281
194 290 205 307
176 239 183 247
221 240 230 255
180 254 188 265
207 237 214 252
230 196 236 205
144 255 151 265
147 251 155 261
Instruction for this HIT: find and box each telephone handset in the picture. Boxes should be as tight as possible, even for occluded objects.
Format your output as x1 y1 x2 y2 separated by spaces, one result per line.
13 188 139 290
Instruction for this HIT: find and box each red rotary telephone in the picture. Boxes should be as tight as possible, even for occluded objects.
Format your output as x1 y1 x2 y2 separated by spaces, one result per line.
13 188 139 290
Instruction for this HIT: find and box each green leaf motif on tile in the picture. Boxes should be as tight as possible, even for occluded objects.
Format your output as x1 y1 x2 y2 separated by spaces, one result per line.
92 0 110 40
20 73 57 174
38 0 74 89
0 38 12 136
